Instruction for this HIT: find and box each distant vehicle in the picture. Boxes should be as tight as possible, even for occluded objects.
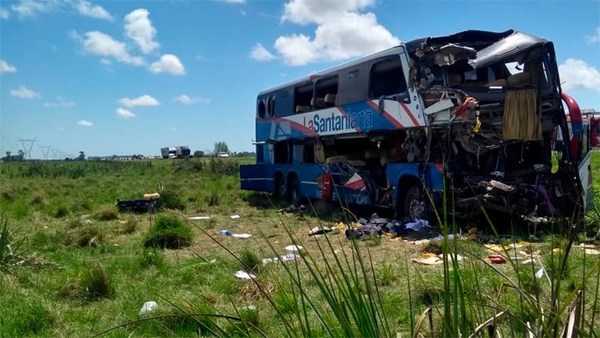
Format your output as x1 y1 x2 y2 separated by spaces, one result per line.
161 146 191 159
217 152 230 158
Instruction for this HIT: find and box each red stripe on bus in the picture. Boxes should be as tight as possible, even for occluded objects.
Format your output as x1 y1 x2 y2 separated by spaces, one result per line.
400 103 420 126
367 100 404 129
274 118 319 137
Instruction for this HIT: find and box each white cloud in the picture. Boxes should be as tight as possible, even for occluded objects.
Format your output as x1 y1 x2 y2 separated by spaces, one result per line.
44 96 76 107
559 58 600 93
119 94 160 107
125 9 159 54
79 31 145 66
282 0 374 25
0 7 10 19
250 43 277 62
77 120 94 127
116 107 136 119
0 59 17 73
149 54 185 75
174 95 209 105
271 0 398 66
10 86 40 99
74 0 113 20
585 27 600 44
10 0 59 18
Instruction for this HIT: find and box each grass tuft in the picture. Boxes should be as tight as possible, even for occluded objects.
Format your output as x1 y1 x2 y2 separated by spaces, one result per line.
93 206 118 221
143 215 192 249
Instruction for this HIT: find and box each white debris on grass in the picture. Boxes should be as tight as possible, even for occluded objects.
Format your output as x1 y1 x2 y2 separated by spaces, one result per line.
230 215 241 219
232 233 252 239
234 270 256 280
188 216 211 220
284 245 303 252
139 301 158 317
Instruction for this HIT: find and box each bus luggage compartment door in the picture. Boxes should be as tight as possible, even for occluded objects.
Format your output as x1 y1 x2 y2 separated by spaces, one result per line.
240 164 275 193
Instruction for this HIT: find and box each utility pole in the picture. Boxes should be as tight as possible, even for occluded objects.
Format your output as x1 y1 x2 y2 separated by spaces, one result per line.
39 145 51 160
19 138 37 160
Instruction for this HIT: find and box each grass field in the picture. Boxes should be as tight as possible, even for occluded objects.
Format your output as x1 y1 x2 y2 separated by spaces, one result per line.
0 154 599 337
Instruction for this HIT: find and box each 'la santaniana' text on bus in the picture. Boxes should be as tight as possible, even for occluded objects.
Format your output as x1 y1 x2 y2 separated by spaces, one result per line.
240 29 593 223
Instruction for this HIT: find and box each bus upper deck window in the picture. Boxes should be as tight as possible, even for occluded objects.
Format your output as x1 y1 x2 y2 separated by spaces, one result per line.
370 57 407 98
257 100 266 118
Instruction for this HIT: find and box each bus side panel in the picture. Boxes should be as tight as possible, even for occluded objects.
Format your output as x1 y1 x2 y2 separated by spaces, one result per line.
240 164 276 193
295 164 329 200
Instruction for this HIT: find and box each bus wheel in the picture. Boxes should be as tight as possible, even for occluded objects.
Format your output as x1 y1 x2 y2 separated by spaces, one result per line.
274 174 286 198
287 176 300 205
403 184 426 220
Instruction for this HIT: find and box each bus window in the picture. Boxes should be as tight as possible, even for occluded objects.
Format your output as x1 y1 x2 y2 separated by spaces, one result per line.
267 96 275 117
257 100 266 118
370 56 407 99
314 75 338 109
274 141 292 163
294 82 313 113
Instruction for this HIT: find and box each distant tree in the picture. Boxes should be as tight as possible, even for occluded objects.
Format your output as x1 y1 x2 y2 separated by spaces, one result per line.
213 142 229 154
193 150 205 158
75 151 86 161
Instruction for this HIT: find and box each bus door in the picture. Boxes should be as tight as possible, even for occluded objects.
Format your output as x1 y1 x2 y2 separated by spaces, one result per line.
563 93 594 211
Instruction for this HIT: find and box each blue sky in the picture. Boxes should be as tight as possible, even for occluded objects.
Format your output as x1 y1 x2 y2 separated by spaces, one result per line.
1 0 599 159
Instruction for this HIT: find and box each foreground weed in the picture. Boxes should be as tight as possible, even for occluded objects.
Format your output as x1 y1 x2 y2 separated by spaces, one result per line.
0 215 27 268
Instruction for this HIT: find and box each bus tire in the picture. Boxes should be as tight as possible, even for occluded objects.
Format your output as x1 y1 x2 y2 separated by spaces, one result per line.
402 184 427 221
274 173 286 198
287 176 300 205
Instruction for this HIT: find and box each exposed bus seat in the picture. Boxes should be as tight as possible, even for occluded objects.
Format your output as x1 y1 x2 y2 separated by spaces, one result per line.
324 93 337 105
506 72 531 87
314 142 326 163
311 97 327 108
487 79 508 87
296 105 311 113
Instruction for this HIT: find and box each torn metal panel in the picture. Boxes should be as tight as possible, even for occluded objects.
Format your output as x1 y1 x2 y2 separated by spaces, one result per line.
468 31 550 69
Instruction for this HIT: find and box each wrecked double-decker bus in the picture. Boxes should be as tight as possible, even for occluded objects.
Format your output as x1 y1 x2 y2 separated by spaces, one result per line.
241 29 592 224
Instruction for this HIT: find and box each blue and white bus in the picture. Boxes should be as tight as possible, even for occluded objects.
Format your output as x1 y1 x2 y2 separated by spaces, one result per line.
241 29 591 222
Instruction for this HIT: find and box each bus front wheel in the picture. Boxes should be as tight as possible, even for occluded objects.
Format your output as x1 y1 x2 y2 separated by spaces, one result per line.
402 184 427 221
287 176 300 205
274 174 286 198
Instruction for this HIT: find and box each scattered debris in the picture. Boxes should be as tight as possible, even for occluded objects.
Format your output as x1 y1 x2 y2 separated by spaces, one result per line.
308 226 334 236
284 245 303 252
188 216 211 220
219 230 232 236
116 198 158 213
412 253 464 265
234 270 256 280
230 215 241 219
232 233 252 239
486 255 507 264
261 253 302 265
535 267 546 279
139 301 158 317
278 204 308 214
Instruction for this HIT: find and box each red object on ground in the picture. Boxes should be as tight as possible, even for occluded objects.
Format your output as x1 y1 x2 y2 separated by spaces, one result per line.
488 255 507 264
